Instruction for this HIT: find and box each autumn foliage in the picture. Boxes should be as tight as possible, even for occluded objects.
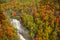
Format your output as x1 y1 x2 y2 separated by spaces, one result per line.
0 12 19 40
0 0 60 40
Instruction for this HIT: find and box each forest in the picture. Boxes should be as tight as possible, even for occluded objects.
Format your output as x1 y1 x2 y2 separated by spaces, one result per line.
0 0 60 40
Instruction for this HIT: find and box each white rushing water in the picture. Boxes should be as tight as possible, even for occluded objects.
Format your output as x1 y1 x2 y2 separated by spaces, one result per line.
11 19 26 40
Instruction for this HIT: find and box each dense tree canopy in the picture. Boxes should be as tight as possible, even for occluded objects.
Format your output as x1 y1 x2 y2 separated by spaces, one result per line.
0 0 60 40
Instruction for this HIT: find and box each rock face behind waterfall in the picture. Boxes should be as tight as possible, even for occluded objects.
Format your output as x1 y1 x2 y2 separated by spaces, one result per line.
11 19 33 40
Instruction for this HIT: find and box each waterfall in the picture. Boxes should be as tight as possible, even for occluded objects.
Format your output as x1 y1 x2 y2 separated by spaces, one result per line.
11 19 32 40
11 19 26 40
